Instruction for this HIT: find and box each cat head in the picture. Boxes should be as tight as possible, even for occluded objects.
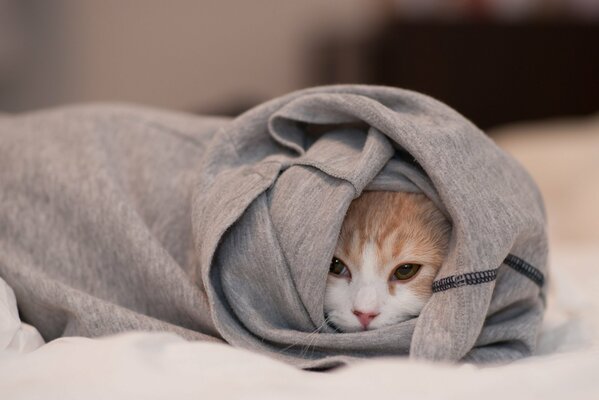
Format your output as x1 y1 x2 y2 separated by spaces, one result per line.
324 191 451 332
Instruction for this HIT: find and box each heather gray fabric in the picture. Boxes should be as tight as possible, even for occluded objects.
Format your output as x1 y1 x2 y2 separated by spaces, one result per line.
0 85 548 368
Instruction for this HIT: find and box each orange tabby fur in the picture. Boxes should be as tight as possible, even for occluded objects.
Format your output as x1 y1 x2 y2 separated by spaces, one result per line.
324 191 451 332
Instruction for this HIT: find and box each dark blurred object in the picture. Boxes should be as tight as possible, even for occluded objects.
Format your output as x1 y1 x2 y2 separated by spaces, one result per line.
315 20 599 130
386 0 599 22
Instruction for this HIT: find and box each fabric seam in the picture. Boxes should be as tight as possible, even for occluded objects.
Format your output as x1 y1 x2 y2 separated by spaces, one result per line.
432 254 544 293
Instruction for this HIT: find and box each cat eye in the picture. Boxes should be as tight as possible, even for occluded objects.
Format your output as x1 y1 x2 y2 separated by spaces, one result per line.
329 257 351 278
390 263 422 281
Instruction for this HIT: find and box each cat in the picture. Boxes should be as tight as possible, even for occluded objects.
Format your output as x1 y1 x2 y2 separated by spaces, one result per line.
324 191 451 332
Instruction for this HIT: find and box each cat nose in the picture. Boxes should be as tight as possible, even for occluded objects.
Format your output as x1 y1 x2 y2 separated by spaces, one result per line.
352 309 380 329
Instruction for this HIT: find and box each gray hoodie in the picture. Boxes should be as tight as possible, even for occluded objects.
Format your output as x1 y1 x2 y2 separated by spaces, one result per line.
0 85 547 368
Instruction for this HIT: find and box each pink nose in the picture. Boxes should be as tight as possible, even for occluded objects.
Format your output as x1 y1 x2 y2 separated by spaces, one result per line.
352 310 380 329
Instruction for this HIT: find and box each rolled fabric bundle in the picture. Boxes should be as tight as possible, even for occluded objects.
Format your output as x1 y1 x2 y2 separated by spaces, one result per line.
0 85 547 368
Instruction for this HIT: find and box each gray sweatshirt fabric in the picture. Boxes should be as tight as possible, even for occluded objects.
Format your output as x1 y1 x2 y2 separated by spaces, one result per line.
0 85 548 368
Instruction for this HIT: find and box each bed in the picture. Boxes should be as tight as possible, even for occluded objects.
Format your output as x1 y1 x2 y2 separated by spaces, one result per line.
1 112 598 399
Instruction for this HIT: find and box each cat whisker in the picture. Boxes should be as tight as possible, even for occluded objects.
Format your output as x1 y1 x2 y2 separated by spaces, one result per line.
300 316 331 358
279 316 330 356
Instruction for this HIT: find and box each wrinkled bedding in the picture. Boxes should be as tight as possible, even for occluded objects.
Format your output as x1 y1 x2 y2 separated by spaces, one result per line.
1 110 598 399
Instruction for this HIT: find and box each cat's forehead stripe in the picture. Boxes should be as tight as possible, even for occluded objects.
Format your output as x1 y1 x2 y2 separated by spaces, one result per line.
335 191 450 274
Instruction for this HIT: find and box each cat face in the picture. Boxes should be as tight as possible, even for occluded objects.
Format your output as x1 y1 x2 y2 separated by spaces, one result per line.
324 191 450 332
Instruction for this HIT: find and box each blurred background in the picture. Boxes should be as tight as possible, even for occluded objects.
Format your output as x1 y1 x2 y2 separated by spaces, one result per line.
0 1 597 257
1 0 598 129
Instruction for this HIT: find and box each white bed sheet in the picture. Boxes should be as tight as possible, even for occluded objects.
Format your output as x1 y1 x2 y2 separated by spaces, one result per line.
1 115 598 399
